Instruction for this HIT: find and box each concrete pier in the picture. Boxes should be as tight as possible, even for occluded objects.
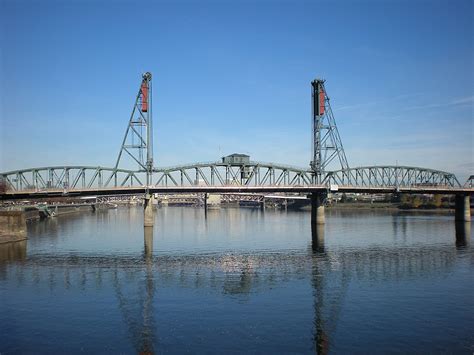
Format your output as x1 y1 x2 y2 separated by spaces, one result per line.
311 223 325 253
310 193 326 225
455 195 471 222
144 194 155 227
455 221 470 248
207 194 221 208
144 226 153 258
0 211 27 243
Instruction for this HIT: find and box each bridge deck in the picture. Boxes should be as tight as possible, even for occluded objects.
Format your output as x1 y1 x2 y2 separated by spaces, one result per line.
1 185 473 200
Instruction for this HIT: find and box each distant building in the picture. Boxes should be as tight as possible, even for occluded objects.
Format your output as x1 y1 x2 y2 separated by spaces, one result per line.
222 153 250 165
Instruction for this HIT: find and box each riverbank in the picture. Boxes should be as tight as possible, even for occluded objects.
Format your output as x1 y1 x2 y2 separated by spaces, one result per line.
0 204 97 221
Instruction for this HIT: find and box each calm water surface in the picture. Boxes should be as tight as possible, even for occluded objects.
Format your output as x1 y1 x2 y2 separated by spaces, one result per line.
1 207 473 354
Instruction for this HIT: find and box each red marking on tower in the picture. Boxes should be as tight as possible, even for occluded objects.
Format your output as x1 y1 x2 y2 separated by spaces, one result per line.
319 90 325 115
141 82 148 112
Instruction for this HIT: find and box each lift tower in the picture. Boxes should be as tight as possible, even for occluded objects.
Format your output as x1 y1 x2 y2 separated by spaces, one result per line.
114 72 153 186
310 79 349 183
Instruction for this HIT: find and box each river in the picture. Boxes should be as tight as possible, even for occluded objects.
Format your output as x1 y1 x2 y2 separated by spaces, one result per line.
1 206 473 353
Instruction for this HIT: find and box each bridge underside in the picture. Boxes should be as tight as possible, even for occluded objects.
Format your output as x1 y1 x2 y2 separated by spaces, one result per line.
1 162 461 194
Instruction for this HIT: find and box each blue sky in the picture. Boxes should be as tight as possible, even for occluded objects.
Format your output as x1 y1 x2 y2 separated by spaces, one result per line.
1 0 473 181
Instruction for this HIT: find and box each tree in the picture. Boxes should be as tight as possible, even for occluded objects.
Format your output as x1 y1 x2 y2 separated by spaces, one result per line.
400 194 410 205
433 195 442 208
412 196 422 208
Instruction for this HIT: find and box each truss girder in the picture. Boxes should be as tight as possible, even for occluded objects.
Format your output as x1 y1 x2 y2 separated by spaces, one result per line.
1 163 461 191
323 166 461 188
1 167 142 191
151 162 313 188
464 176 474 188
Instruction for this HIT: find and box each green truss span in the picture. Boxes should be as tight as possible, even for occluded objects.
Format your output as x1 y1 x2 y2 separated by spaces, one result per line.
1 162 461 191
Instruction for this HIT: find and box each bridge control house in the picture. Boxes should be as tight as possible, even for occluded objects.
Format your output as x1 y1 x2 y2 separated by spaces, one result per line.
221 153 250 165
222 153 251 180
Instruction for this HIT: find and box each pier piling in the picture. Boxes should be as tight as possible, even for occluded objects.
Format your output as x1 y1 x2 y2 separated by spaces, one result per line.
144 194 155 227
455 195 471 222
310 193 326 225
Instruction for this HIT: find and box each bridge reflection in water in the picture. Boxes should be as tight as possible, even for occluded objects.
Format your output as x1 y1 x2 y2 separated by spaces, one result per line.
0 209 472 353
455 221 470 248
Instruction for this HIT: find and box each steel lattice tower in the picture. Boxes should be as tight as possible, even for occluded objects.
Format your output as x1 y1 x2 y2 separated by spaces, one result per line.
115 72 154 185
311 79 349 183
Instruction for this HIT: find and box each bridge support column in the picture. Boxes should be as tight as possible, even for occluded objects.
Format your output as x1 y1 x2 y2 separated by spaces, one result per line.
311 223 325 253
455 221 470 248
455 195 471 222
144 226 154 258
144 193 155 227
203 193 208 219
310 193 326 225
260 198 266 211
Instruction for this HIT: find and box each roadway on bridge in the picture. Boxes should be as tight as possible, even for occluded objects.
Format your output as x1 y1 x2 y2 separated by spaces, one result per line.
2 185 473 201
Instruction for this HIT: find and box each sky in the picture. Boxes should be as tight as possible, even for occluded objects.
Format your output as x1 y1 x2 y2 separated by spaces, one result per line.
1 0 473 182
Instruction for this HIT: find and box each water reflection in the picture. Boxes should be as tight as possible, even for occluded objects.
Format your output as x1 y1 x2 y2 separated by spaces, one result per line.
391 214 408 241
311 223 325 254
0 240 27 280
311 225 328 354
455 221 470 248
5 240 464 286
2 208 472 353
115 227 156 354
0 240 27 263
144 227 153 259
142 227 155 354
222 258 254 295
311 223 352 355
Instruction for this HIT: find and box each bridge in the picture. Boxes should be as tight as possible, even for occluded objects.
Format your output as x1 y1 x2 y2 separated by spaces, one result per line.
1 73 472 226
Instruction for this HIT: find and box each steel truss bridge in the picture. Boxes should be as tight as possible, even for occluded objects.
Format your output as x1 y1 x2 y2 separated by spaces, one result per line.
1 163 469 200
0 163 461 191
1 73 471 199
